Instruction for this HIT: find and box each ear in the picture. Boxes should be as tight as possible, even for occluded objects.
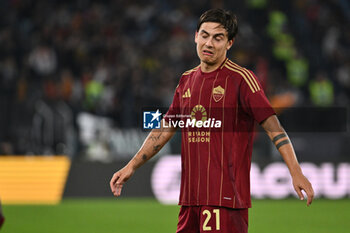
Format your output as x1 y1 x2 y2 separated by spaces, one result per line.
227 39 234 50
195 31 198 43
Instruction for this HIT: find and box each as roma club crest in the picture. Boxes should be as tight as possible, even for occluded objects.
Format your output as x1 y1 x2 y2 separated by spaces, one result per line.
212 85 225 102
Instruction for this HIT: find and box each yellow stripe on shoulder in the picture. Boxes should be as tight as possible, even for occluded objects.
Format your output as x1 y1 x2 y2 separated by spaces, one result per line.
182 65 200 76
227 60 260 92
224 64 256 93
220 58 229 69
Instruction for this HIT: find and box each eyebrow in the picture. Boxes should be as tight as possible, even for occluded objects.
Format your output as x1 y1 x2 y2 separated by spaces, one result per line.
200 29 225 38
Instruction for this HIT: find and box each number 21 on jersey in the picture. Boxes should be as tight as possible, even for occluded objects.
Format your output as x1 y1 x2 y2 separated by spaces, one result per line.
202 209 220 231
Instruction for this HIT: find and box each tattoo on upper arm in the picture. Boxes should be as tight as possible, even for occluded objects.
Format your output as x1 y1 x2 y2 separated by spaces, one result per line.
276 139 290 149
272 133 287 143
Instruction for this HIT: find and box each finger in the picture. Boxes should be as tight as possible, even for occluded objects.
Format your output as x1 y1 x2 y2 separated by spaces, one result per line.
307 196 313 206
114 177 125 196
115 182 123 196
110 173 120 192
294 186 304 201
306 187 314 206
110 174 117 192
113 173 126 196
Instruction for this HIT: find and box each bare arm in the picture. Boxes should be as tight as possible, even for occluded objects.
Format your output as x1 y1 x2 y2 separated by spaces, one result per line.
261 115 314 206
110 119 177 196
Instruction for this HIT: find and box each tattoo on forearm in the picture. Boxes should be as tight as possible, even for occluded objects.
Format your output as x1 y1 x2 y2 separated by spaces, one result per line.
149 133 163 142
272 133 287 143
142 154 148 161
153 145 161 153
276 139 290 149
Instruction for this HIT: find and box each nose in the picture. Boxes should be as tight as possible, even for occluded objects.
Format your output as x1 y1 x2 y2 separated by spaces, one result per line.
205 38 213 48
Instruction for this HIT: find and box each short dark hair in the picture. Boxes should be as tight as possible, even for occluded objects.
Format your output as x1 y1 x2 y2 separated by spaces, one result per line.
196 9 238 41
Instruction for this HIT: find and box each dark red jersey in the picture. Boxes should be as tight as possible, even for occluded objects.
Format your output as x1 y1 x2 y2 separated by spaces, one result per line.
164 58 275 209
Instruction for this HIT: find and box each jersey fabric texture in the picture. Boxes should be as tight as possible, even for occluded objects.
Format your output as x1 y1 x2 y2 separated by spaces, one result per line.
164 58 275 209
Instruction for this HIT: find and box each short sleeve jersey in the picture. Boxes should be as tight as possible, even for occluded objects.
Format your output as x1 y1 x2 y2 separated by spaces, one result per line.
164 58 275 209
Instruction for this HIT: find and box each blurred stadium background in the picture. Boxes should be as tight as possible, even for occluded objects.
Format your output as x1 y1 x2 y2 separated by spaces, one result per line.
0 0 349 232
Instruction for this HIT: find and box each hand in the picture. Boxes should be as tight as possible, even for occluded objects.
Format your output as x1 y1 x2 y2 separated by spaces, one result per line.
292 173 314 206
110 164 135 197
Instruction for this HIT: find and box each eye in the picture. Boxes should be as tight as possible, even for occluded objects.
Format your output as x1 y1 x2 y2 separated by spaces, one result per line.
215 36 223 42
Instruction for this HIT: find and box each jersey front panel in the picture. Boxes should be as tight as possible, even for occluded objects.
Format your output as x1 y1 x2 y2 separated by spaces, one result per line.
165 59 275 209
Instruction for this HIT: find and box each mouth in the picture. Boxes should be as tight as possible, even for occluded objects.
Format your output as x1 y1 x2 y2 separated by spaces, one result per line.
202 50 214 56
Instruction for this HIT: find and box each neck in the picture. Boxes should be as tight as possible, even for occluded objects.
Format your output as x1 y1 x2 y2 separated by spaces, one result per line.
200 57 226 73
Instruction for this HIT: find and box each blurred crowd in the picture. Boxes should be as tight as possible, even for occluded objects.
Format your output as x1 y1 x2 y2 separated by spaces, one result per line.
0 0 349 157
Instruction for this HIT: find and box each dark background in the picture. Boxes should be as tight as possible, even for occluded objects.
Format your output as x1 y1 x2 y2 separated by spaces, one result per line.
0 0 349 164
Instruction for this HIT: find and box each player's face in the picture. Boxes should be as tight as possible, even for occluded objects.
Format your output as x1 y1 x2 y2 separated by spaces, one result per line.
195 22 233 67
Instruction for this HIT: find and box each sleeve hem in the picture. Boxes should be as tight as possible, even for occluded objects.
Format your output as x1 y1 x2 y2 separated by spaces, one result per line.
257 111 276 124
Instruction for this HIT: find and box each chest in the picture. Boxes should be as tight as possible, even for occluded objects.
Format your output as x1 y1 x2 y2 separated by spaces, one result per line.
180 74 239 109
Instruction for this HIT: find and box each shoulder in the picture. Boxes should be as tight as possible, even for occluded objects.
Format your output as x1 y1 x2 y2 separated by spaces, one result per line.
172 65 199 91
176 65 200 88
182 65 200 76
222 59 261 93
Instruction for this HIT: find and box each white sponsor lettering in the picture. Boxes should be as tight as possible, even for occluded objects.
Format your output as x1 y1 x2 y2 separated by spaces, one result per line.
321 163 349 199
151 156 181 204
263 163 293 199
151 155 350 204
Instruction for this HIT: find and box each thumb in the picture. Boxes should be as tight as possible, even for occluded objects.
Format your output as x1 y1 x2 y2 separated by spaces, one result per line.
295 186 304 200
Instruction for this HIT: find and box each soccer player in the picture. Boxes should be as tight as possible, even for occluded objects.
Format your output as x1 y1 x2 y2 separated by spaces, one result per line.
110 9 314 233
